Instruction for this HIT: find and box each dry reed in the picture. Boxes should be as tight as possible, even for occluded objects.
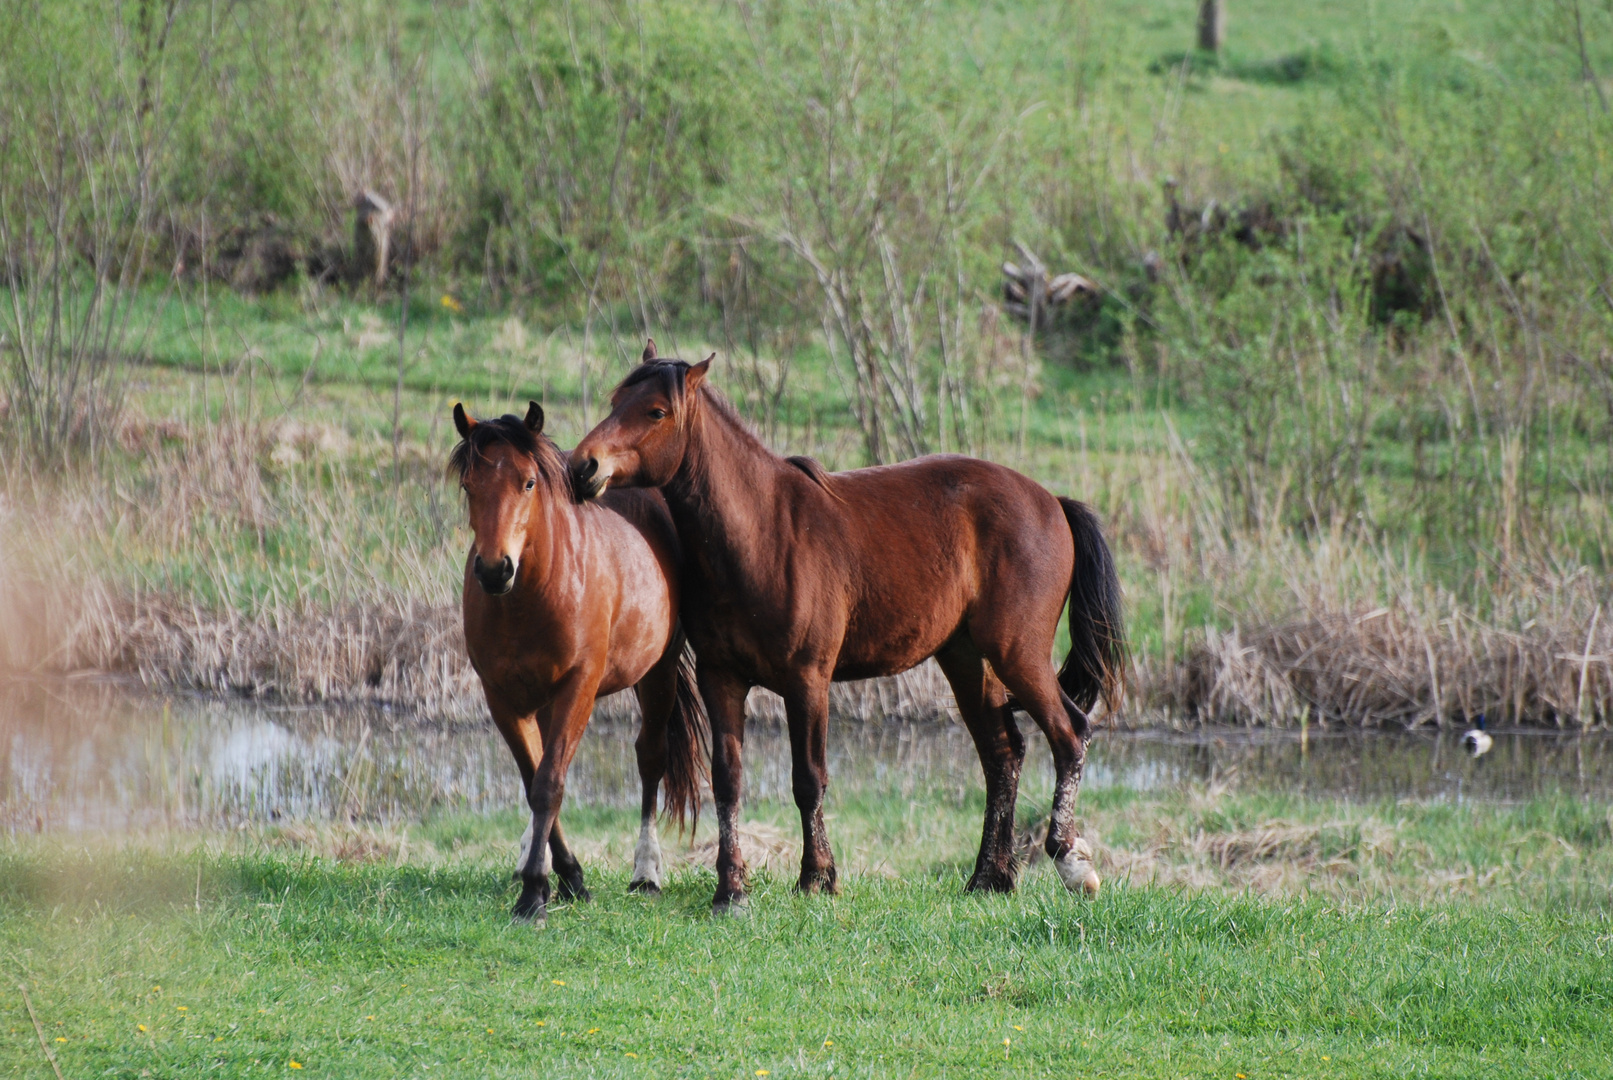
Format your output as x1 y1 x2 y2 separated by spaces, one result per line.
4 391 1611 730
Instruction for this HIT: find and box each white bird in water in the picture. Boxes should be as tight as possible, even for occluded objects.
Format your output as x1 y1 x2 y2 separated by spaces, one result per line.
1461 715 1493 758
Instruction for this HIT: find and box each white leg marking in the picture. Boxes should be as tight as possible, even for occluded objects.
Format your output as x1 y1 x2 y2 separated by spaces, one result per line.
517 819 535 872
1055 836 1101 896
631 813 664 889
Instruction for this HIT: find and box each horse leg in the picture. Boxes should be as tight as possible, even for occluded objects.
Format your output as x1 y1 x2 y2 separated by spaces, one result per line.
629 660 676 895
514 673 599 924
485 694 542 881
990 645 1100 896
783 674 837 894
700 666 751 914
934 638 1025 893
549 820 590 902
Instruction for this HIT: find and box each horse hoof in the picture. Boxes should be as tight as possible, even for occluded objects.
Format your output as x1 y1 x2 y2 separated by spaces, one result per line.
712 894 750 917
511 902 548 926
795 873 839 896
965 870 1017 894
1055 840 1101 897
628 879 663 896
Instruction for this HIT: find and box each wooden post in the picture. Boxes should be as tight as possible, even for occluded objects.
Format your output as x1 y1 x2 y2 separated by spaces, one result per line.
1197 0 1223 53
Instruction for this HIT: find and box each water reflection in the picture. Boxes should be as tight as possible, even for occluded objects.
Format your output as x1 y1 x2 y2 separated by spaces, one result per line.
3 677 1610 833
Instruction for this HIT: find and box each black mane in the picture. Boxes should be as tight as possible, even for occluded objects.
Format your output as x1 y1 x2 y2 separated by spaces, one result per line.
448 413 572 499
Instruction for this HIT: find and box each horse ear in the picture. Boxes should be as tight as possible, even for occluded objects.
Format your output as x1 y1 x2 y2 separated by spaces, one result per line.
686 353 714 394
524 400 545 434
453 402 476 438
642 337 657 362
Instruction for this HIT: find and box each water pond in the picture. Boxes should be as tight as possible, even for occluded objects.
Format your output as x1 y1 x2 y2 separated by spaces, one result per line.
4 677 1610 834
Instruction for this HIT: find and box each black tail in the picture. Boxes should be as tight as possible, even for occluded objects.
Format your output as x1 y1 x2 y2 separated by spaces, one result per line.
1057 498 1129 719
660 633 709 831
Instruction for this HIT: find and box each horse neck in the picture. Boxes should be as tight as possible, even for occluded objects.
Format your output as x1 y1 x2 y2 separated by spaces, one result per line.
514 488 583 608
664 393 784 567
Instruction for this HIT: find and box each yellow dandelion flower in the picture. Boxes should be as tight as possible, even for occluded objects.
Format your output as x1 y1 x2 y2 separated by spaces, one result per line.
823 1039 833 1048
55 1037 66 1043
365 1016 374 1021
176 1006 187 1011
486 1028 494 1034
587 1028 599 1034
1237 1074 1247 1079
215 1037 224 1042
137 1025 147 1033
441 295 463 314
1013 1025 1022 1031
289 1061 303 1069
626 1052 638 1058
535 1021 546 1027
1322 1057 1330 1062
756 1072 769 1077
152 986 161 992
551 980 565 986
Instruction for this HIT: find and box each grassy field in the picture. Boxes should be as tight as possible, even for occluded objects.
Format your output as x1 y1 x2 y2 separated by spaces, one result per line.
5 783 1612 1079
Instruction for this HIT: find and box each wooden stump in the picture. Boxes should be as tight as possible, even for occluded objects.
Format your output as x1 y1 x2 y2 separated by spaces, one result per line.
352 189 395 287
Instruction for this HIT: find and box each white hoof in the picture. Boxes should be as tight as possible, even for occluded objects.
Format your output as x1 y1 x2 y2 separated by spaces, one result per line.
1055 838 1101 896
631 819 664 893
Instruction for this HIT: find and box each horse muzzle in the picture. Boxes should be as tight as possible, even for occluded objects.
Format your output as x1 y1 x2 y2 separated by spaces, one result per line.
571 456 610 501
473 554 517 595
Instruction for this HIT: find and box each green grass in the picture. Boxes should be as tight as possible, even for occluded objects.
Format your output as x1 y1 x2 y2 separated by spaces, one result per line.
4 855 1610 1078
5 784 1613 1078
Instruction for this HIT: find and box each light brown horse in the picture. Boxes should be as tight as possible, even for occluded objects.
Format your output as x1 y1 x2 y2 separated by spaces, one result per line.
453 400 706 923
572 346 1127 912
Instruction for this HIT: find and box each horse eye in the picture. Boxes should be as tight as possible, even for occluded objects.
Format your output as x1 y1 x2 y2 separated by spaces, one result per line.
525 478 537 492
648 408 667 421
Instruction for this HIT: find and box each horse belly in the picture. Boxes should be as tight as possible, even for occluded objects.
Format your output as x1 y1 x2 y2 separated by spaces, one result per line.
834 585 968 681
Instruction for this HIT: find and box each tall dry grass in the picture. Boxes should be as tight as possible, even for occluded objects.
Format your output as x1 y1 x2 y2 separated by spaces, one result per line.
3 384 1608 730
0 395 953 723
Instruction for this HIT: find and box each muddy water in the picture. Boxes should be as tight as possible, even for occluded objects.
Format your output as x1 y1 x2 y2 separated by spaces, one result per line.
3 677 1611 833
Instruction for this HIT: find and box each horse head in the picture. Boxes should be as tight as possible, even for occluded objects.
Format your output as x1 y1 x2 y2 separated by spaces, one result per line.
450 401 562 595
572 340 711 500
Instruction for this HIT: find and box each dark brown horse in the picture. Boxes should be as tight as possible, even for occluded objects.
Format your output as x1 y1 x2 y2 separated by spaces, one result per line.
572 346 1127 912
453 401 706 924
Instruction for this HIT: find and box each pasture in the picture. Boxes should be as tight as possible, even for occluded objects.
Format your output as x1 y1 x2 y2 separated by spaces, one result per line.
6 686 1613 1076
5 781 1613 1079
6 1 1613 1076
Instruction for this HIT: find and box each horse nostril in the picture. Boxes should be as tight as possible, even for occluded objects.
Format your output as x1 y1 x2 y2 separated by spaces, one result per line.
473 554 486 576
499 555 514 580
577 456 599 482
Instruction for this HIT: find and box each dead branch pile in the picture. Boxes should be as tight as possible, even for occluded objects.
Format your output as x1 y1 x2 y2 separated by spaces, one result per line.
1000 241 1097 327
